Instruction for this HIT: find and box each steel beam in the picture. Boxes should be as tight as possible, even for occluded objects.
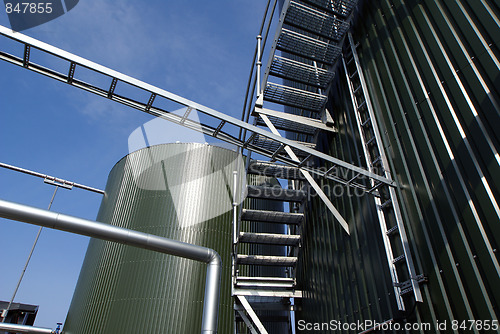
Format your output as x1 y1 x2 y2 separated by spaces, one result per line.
236 296 268 334
253 107 336 132
0 25 394 188
260 114 350 233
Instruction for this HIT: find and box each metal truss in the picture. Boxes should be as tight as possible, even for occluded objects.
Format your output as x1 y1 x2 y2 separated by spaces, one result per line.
0 25 394 193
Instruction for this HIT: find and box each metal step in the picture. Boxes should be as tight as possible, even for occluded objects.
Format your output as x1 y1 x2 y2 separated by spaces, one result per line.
237 254 298 266
285 1 350 41
269 55 334 88
248 160 306 180
234 288 303 298
241 209 304 225
235 276 296 289
239 232 300 246
276 28 342 65
252 134 316 158
301 0 357 18
256 115 316 135
246 185 307 202
264 81 327 111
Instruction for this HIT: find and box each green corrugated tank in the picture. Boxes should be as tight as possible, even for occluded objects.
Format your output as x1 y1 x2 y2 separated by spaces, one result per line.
63 143 247 334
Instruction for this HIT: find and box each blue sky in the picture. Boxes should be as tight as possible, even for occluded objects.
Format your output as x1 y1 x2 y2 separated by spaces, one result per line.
0 0 266 329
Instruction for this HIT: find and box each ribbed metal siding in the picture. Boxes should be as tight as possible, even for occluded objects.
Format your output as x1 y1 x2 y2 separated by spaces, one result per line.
296 84 399 328
63 143 242 334
297 0 499 331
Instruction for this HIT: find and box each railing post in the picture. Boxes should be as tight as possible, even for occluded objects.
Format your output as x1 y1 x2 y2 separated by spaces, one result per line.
256 35 262 97
232 170 239 245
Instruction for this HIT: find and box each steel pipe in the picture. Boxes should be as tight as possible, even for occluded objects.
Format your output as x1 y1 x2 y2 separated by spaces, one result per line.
0 199 221 334
0 323 54 334
0 162 105 194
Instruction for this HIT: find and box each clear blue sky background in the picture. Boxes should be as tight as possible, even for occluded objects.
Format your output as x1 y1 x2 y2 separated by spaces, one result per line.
0 1 267 329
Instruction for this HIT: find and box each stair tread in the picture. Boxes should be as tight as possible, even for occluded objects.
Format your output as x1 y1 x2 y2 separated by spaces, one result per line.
276 28 341 66
251 134 314 158
286 1 350 41
233 288 303 298
269 55 334 88
237 254 298 266
236 276 295 282
264 81 327 111
239 232 301 246
301 0 357 17
241 208 304 224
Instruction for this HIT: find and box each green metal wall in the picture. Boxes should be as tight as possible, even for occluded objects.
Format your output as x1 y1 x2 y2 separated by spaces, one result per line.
63 143 243 334
297 0 499 332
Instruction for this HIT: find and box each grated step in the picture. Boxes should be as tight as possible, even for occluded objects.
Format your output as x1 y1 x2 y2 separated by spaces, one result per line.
256 114 317 135
301 0 357 18
269 55 334 88
246 185 307 202
277 28 341 65
264 81 327 112
285 1 350 41
235 276 296 289
241 209 304 225
252 134 315 158
234 288 303 298
237 254 298 266
393 254 406 264
239 232 300 246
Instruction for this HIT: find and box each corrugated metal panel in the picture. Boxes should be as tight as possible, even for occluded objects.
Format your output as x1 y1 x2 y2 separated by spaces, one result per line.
63 143 244 334
297 0 499 331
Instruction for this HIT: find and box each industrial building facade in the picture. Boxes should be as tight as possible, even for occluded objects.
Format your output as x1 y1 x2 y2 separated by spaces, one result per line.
0 0 498 333
60 0 500 332
296 0 499 330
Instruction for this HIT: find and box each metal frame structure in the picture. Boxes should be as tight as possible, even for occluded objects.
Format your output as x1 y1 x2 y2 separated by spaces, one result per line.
0 162 105 325
0 162 105 194
0 25 393 192
0 0 426 330
232 0 361 332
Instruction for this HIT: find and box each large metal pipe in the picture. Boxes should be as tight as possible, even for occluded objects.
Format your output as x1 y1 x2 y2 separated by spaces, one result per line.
0 323 54 334
0 199 221 334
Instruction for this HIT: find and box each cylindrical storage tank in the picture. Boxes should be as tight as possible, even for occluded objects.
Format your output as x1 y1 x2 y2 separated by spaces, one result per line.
63 143 246 334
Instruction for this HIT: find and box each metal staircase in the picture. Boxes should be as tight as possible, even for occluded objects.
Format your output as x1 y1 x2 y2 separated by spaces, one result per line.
232 1 358 332
342 33 424 310
0 1 427 331
232 162 304 333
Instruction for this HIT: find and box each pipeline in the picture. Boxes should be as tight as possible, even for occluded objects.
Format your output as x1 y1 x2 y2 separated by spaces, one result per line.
0 199 221 334
0 323 54 334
